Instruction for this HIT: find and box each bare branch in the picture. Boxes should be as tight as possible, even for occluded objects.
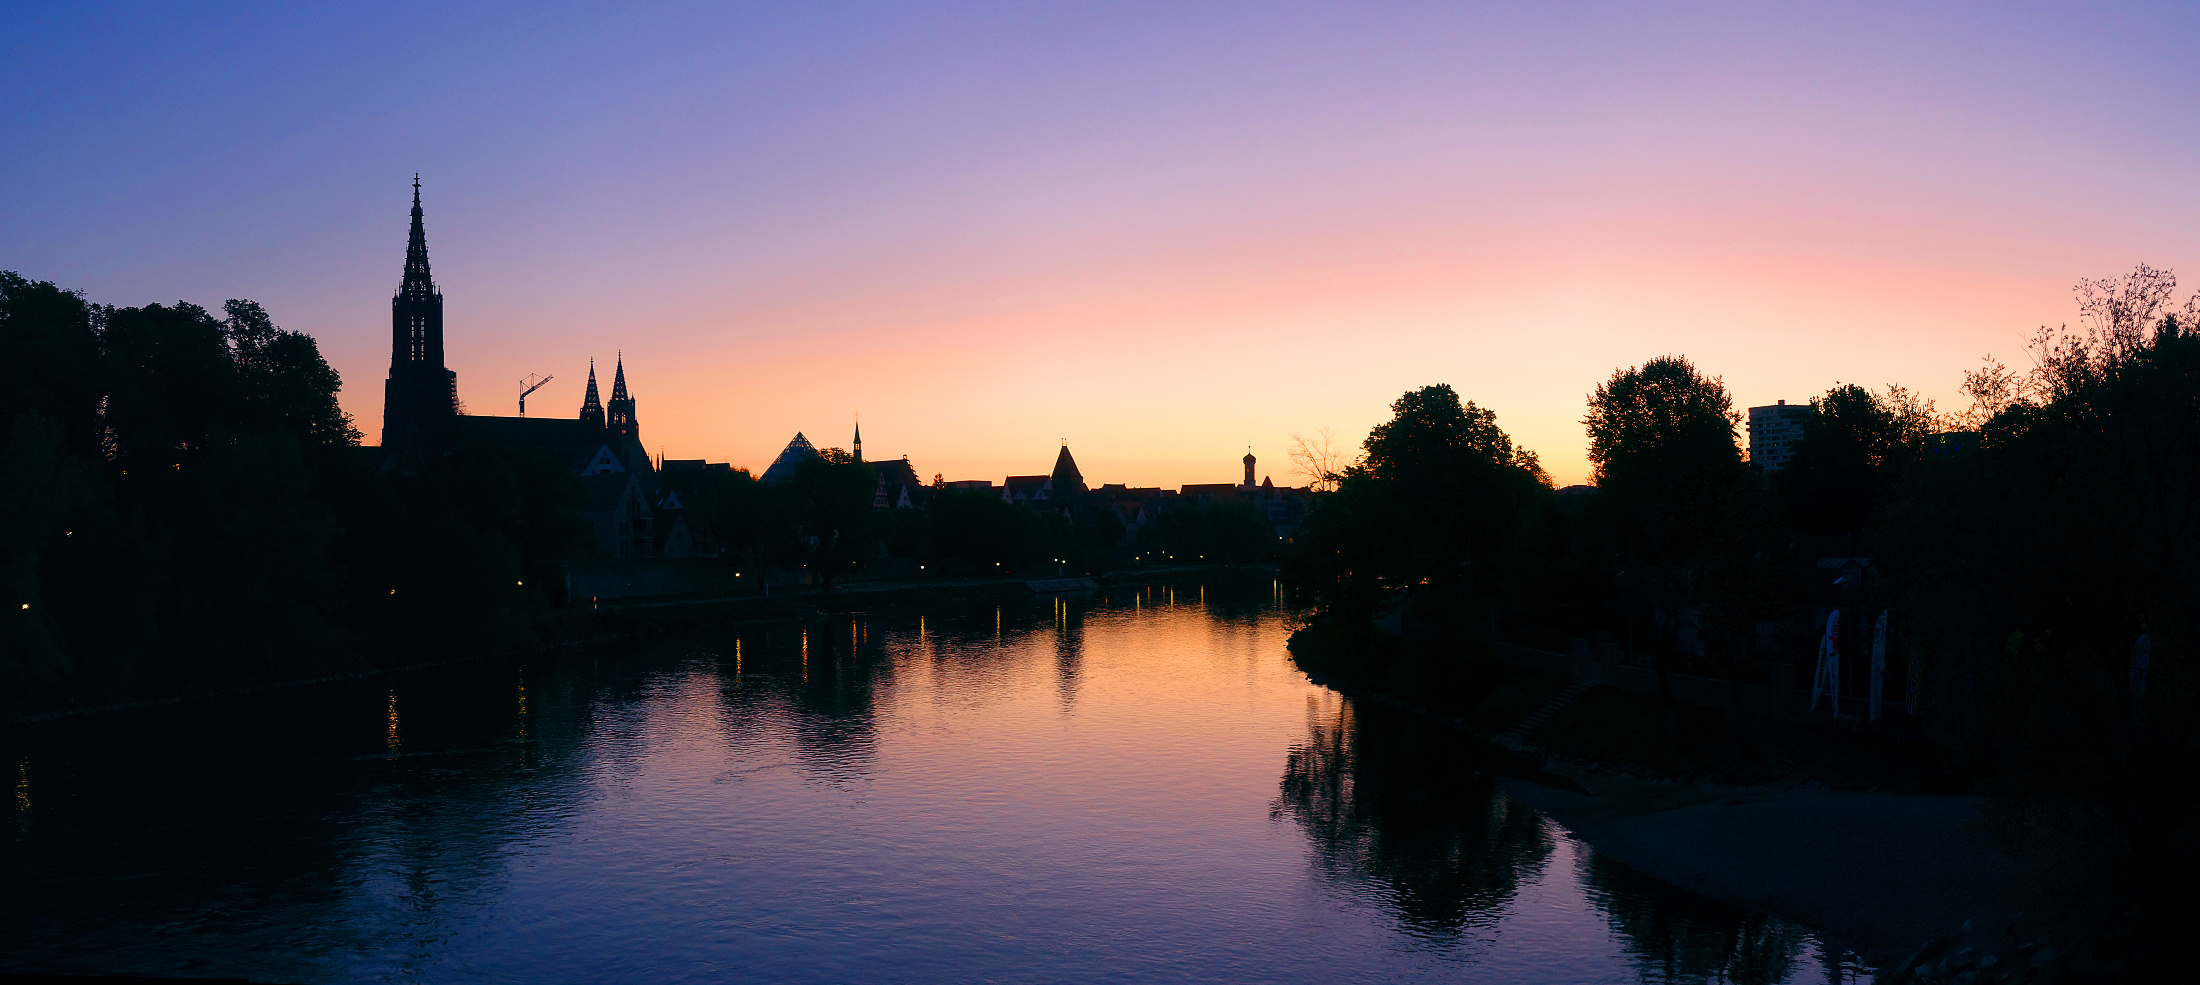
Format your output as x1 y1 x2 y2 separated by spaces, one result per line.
1289 427 1350 492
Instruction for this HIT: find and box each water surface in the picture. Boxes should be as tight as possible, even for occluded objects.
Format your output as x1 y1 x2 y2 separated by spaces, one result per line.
3 580 1870 983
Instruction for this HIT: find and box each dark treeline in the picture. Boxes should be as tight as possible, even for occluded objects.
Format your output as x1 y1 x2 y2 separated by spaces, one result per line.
705 463 1281 585
1281 266 2198 963
1 272 592 707
1 270 1285 709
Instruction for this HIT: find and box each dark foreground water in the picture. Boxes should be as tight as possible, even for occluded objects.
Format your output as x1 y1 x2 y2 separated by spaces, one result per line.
3 580 1871 983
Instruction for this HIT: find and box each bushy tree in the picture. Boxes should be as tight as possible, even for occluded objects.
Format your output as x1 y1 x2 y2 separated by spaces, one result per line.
1582 356 1755 727
1145 497 1275 566
1880 266 2200 961
1584 355 1745 565
1778 383 1936 534
1284 384 1550 665
790 449 880 591
0 272 594 704
926 489 1070 573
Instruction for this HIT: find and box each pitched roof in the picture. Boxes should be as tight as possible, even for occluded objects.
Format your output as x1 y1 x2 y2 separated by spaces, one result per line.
1051 445 1082 484
1179 483 1242 498
874 457 919 488
461 415 599 471
760 432 819 484
1003 475 1052 500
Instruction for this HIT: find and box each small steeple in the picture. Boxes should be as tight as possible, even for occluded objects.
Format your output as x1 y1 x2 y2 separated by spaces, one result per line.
579 358 605 430
853 416 863 463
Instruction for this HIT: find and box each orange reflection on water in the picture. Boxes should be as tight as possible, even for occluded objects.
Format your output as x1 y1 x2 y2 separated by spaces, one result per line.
385 691 400 755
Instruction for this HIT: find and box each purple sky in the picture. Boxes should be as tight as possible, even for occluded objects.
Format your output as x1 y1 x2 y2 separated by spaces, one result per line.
8 2 2199 485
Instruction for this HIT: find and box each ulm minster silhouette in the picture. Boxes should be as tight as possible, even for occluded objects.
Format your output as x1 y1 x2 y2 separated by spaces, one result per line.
374 179 1311 561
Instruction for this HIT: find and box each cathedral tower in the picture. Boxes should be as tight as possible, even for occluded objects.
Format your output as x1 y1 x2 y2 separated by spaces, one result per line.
1243 448 1256 488
381 176 457 449
607 354 637 442
579 359 605 431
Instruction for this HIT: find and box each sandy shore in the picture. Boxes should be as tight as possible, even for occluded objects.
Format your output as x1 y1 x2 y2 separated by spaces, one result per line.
1500 770 2043 968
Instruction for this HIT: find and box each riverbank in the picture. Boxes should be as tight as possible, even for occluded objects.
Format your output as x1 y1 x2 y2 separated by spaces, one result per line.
1284 628 2086 981
1499 770 2062 980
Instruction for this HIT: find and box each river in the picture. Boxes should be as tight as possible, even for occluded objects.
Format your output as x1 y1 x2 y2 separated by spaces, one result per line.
2 578 1872 983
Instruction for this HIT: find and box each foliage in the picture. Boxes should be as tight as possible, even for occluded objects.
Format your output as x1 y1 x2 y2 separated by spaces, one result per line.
1144 497 1275 566
1584 355 1744 565
1879 271 2200 956
1283 384 1550 663
1777 383 1936 535
788 448 881 590
0 272 590 704
923 489 1072 573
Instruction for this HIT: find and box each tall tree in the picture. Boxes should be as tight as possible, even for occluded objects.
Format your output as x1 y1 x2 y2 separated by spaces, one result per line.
791 448 881 591
1778 383 1936 535
1584 355 1745 566
1584 356 1747 733
1285 384 1549 661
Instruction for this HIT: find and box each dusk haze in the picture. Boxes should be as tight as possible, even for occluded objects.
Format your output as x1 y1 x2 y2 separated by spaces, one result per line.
5 4 2198 984
10 4 2199 485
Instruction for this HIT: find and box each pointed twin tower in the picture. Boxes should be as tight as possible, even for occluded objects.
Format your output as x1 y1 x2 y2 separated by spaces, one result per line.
380 179 647 471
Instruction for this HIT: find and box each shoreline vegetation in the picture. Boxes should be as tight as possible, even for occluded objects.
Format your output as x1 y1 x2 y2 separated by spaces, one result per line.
1275 270 2200 981
1276 266 2200 980
1288 628 2052 981
9 264 2197 981
0 270 1270 722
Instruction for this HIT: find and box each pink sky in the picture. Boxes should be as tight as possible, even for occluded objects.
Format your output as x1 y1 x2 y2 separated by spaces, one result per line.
9 4 2199 486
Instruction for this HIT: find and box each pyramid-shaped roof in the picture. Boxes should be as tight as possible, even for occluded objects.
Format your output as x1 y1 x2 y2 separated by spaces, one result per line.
760 432 819 485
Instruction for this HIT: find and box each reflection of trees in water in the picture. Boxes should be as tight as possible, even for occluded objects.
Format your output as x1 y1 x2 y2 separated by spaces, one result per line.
711 620 886 777
0 656 600 981
1582 855 1812 984
1050 596 1082 708
1272 696 1553 934
1190 576 1281 626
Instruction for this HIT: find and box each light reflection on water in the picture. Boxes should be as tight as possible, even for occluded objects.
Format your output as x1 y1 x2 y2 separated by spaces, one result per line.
0 580 1870 983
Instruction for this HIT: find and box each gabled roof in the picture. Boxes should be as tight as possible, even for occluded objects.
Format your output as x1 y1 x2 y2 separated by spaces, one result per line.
760 432 819 485
1003 475 1052 501
581 443 627 475
874 457 919 488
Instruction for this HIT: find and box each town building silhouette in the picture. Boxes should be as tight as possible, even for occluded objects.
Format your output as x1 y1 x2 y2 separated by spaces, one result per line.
374 179 1308 569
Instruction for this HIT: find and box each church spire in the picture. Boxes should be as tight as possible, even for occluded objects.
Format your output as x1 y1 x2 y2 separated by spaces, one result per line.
853 417 863 463
579 359 605 430
400 173 434 303
606 352 638 444
382 174 454 450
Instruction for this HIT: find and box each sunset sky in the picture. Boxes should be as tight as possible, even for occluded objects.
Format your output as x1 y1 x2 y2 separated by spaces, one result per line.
7 3 2200 487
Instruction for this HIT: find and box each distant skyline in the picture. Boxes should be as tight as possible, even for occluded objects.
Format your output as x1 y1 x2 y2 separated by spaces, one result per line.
8 3 2200 486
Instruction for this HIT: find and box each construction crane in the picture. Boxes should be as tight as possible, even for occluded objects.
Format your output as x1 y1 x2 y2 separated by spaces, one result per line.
519 374 553 415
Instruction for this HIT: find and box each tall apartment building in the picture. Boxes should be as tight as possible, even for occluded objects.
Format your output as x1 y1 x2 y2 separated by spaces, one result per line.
1747 400 1814 471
